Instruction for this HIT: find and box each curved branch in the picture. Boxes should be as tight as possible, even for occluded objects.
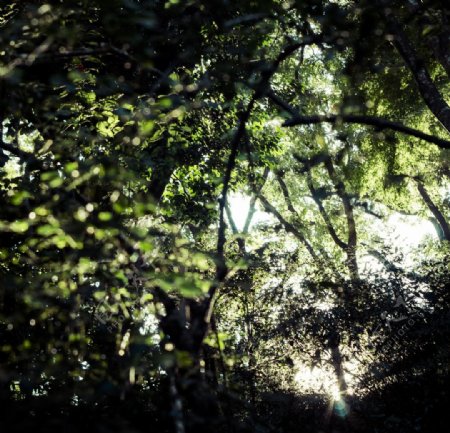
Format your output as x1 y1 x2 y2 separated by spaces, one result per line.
283 114 450 148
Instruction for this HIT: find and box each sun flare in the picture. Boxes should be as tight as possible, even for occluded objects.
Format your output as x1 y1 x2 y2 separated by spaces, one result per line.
294 359 359 402
294 365 342 401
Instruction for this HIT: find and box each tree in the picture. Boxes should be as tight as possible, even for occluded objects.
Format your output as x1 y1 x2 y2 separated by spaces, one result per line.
1 1 449 433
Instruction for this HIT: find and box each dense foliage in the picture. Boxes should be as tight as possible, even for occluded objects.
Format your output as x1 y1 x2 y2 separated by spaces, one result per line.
0 1 449 432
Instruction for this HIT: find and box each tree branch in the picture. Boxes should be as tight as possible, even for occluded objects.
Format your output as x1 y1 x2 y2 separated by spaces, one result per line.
276 172 297 214
306 171 348 250
224 200 246 254
243 167 269 234
323 158 359 279
367 249 425 282
384 12 450 132
257 193 319 261
415 179 450 241
283 113 450 149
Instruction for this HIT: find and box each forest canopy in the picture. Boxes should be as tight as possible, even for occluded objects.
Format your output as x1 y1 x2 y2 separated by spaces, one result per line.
0 1 449 432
